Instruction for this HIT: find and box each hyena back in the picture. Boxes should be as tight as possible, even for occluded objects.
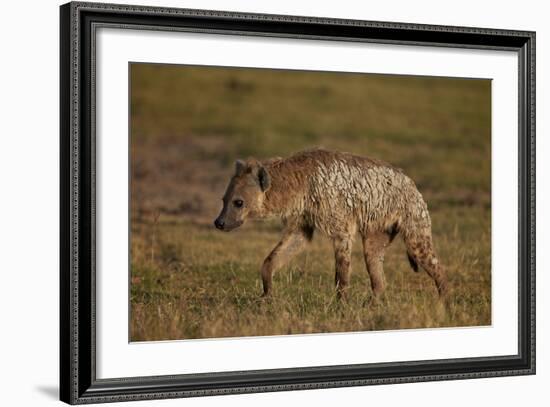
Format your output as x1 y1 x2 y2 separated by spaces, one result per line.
214 148 447 300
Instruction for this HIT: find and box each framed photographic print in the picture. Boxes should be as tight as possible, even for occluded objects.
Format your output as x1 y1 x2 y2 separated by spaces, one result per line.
60 1 536 404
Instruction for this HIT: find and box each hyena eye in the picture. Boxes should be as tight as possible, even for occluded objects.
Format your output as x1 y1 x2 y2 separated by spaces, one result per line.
233 199 244 208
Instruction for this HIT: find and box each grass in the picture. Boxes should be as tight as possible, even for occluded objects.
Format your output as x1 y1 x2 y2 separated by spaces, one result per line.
130 63 491 341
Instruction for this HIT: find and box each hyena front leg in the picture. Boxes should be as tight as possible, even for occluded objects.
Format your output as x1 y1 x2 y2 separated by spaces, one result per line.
333 234 354 301
362 232 392 298
261 228 309 297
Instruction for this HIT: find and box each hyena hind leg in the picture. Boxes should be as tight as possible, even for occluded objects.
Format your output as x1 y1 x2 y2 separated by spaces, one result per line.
362 232 393 298
333 234 354 301
260 228 310 297
404 232 448 298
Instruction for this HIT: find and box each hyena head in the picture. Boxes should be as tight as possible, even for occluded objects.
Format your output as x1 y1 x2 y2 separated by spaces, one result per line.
214 159 271 232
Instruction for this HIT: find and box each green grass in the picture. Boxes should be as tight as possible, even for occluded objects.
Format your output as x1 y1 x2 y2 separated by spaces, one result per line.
130 63 491 341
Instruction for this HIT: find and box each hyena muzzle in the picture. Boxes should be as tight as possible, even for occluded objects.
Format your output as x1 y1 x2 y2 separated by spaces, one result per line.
214 148 448 301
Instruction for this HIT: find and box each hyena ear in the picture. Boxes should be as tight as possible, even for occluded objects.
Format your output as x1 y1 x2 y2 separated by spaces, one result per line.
258 166 271 191
235 160 246 176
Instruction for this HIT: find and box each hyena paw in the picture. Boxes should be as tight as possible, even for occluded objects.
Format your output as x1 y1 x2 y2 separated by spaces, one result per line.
363 293 384 308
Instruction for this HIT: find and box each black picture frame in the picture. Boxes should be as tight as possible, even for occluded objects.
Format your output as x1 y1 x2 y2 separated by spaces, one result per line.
60 1 536 404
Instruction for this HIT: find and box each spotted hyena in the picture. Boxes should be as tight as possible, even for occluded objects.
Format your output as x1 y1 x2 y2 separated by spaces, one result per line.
214 148 447 300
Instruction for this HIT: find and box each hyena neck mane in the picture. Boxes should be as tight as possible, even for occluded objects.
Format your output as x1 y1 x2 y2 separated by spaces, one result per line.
260 155 311 219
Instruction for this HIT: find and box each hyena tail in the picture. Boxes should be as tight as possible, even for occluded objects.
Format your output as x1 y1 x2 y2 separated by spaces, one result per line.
407 252 419 272
402 227 448 298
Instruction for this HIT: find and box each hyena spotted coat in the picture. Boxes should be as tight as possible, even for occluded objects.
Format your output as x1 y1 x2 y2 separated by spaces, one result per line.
214 148 448 300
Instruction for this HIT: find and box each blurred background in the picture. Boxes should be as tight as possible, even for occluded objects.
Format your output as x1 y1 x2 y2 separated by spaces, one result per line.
130 63 491 341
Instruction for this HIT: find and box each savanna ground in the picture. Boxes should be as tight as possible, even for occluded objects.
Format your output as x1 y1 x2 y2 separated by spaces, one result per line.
130 63 491 341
